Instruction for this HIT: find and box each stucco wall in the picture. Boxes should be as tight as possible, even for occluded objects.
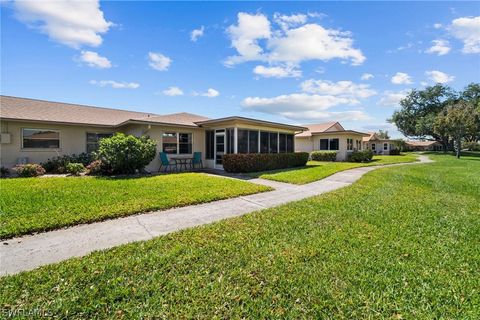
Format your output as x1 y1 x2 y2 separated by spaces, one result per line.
295 133 365 161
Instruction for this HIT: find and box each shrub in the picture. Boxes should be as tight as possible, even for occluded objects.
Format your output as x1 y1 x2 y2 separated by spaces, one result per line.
464 141 480 151
66 163 85 176
42 153 94 173
348 150 374 163
85 160 104 176
310 151 337 161
1 166 10 178
97 133 157 174
14 164 46 177
223 152 309 173
389 149 401 155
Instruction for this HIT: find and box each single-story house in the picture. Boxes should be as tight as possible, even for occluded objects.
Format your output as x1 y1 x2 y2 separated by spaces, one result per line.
0 95 306 171
295 122 369 161
362 132 398 155
405 140 443 151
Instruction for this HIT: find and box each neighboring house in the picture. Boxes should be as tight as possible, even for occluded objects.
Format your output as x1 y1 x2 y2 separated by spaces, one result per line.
295 122 369 161
0 96 306 170
362 132 398 155
405 140 443 151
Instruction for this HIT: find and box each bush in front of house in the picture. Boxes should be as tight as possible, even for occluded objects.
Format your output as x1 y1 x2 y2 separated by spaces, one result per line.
348 150 374 163
1 166 10 178
389 149 401 155
85 160 104 176
223 152 309 173
66 163 86 176
42 153 94 173
14 164 46 177
97 133 157 174
310 151 337 162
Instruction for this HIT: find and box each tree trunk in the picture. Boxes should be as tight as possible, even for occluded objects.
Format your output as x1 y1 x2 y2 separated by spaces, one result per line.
456 139 461 158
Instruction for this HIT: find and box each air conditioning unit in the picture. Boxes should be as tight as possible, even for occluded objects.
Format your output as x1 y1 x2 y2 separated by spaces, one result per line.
0 133 11 144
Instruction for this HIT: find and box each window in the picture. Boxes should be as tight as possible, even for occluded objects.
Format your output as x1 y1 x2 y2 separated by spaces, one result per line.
347 138 353 151
162 132 177 154
279 133 286 153
226 128 234 154
269 132 278 153
22 128 60 149
205 130 214 159
86 132 113 153
329 138 339 150
383 143 388 150
260 131 269 153
237 129 249 153
371 143 376 150
249 131 259 153
286 134 294 152
179 133 192 154
320 139 329 150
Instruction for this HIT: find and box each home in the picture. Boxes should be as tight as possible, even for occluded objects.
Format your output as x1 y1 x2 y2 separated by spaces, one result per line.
362 132 398 155
295 122 369 161
0 95 306 171
405 140 443 151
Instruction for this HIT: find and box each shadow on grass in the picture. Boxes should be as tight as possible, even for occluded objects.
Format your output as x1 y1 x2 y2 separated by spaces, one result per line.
423 151 480 161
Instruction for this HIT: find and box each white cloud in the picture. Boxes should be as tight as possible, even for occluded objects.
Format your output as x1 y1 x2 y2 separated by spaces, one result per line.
79 50 111 68
162 86 184 96
300 79 377 98
391 72 413 85
273 13 307 31
242 93 369 122
425 70 455 83
194 88 220 98
90 80 139 89
13 0 112 48
426 39 451 56
253 64 301 78
450 16 480 54
225 12 365 68
148 52 172 71
360 73 374 81
433 23 442 29
190 26 205 42
378 90 409 107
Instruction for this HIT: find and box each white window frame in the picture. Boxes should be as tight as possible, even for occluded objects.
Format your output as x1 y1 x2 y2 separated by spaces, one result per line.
383 143 388 150
347 138 353 151
162 131 194 155
319 138 340 151
21 128 60 150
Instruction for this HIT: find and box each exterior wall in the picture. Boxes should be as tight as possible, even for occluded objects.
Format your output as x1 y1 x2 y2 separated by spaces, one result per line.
0 120 114 168
296 133 365 161
364 140 396 155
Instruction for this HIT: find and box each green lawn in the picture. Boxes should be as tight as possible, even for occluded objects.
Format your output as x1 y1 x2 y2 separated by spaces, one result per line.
1 153 479 318
0 173 270 239
251 153 419 184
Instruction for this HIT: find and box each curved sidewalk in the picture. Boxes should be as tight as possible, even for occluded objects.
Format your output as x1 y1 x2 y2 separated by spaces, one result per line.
0 155 433 276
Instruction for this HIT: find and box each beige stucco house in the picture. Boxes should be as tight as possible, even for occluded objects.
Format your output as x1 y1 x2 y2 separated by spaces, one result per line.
362 132 398 155
0 96 306 171
295 122 369 161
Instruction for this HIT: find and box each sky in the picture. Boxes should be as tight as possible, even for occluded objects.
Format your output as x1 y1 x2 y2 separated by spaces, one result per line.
1 1 479 138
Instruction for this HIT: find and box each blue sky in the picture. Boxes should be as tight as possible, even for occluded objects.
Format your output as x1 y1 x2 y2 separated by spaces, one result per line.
1 1 479 137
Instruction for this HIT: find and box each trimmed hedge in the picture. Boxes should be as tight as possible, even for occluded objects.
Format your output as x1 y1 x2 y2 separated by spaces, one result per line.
42 153 94 173
389 149 401 155
310 151 337 161
223 153 309 173
348 150 374 163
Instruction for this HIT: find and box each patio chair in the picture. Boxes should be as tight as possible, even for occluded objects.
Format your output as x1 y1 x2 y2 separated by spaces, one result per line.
191 152 203 169
158 152 176 173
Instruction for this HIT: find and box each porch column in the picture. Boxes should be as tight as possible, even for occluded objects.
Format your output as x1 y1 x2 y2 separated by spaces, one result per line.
234 127 238 154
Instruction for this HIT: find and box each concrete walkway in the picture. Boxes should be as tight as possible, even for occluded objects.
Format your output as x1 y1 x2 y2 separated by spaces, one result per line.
1 155 433 276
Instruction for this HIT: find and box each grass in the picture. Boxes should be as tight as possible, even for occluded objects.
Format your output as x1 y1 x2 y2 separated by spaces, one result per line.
251 153 419 184
0 173 270 239
1 153 478 318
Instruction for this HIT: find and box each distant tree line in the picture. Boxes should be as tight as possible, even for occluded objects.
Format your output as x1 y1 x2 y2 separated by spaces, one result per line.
389 83 480 158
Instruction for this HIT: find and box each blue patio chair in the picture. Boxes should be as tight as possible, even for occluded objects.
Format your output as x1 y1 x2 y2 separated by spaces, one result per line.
159 152 176 173
191 152 203 169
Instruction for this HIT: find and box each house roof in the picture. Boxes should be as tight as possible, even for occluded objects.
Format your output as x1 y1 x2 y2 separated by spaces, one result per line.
195 116 308 131
296 122 368 137
296 122 339 137
0 95 209 128
405 140 440 147
362 132 376 142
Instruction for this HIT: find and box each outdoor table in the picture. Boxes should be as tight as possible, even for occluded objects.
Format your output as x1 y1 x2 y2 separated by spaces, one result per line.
170 157 193 171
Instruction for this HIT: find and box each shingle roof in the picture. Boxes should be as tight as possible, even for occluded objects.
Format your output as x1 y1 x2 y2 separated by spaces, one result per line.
405 140 440 147
296 122 338 137
0 95 209 127
362 132 376 142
